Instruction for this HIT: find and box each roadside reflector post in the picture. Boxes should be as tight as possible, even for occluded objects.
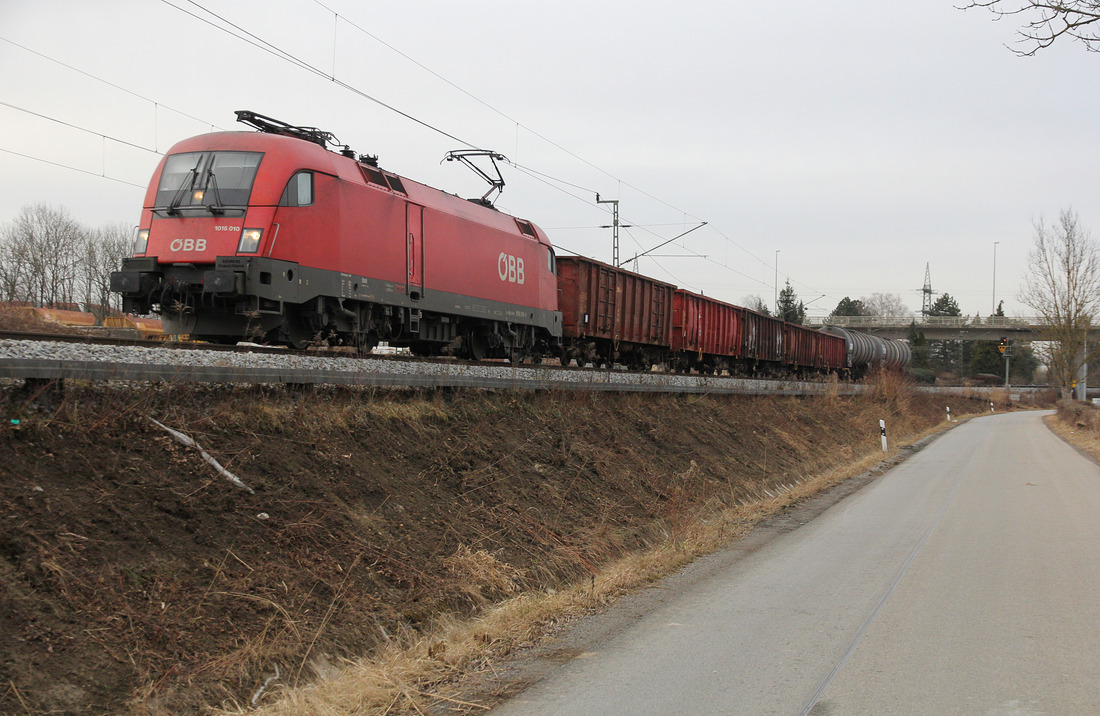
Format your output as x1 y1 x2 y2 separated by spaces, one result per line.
990 401 995 412
946 406 951 422
880 419 887 452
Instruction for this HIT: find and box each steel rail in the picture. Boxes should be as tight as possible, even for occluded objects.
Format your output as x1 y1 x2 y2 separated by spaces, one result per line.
0 355 1044 400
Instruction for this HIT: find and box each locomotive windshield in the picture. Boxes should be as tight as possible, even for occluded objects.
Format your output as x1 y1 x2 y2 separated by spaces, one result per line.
155 151 262 213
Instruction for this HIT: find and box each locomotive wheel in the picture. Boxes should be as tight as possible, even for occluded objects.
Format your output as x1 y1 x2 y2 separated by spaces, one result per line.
284 315 314 350
466 334 489 361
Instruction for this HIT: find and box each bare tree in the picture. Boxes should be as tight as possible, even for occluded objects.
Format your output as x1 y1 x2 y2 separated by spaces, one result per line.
1020 208 1100 398
860 292 913 319
0 204 85 307
81 223 132 316
961 1 1100 54
0 204 133 315
742 294 771 316
0 226 26 303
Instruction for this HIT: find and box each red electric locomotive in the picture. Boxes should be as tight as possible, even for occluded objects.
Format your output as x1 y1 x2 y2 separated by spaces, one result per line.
111 111 562 358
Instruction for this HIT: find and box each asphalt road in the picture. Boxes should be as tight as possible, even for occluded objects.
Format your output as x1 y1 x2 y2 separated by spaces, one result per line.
490 411 1100 716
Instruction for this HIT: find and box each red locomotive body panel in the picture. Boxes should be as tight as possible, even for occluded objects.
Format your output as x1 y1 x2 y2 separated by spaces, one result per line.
672 290 744 359
557 256 674 348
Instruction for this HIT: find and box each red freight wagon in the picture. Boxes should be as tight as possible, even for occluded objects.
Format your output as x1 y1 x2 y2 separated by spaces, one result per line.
817 330 847 373
742 309 784 369
783 324 849 374
783 322 818 370
672 290 744 372
556 256 675 368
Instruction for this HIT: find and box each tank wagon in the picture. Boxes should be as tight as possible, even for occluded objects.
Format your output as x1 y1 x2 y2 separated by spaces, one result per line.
820 326 912 377
112 111 908 378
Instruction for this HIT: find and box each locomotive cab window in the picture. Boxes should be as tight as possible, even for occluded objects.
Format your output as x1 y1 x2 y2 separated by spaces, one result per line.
155 151 262 212
547 246 556 274
279 171 314 207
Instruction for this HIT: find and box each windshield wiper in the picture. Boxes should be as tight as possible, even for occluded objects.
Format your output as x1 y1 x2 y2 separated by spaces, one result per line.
165 155 204 216
203 169 225 215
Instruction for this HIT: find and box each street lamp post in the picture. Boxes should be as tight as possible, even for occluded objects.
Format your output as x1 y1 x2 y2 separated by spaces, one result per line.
774 249 780 314
993 241 999 315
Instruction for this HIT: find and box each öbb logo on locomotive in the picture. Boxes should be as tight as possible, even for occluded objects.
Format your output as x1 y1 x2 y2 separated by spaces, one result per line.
109 109 910 374
497 252 525 285
169 239 207 253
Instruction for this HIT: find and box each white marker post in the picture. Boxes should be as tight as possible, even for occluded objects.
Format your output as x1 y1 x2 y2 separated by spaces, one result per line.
946 406 951 422
990 401 995 413
880 419 888 452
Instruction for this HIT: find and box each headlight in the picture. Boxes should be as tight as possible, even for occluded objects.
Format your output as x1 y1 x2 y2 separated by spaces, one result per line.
238 228 262 253
134 228 149 254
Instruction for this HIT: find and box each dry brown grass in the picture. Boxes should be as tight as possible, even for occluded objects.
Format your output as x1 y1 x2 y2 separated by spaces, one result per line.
1046 402 1100 457
234 409 973 716
442 546 526 602
4 380 1002 715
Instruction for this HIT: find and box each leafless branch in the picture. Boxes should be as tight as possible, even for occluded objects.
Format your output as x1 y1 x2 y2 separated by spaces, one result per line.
960 1 1100 55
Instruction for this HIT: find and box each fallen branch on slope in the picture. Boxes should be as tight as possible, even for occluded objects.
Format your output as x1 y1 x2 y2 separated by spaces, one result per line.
148 417 255 494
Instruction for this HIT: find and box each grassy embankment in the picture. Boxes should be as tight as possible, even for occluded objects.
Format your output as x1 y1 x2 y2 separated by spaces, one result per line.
0 373 1014 715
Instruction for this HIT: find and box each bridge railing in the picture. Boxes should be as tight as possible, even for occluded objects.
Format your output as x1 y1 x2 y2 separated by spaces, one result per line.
804 315 1046 329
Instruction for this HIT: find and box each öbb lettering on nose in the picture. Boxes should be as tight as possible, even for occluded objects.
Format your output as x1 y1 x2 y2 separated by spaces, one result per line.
170 239 207 252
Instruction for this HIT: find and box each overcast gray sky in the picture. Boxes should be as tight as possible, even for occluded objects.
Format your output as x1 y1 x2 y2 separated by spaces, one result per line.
2 0 1097 317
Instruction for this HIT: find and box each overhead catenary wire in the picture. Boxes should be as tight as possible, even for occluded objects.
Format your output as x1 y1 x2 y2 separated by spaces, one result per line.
160 0 478 149
323 2 783 268
0 100 162 156
284 0 803 294
0 36 226 134
6 1 823 306
0 147 148 189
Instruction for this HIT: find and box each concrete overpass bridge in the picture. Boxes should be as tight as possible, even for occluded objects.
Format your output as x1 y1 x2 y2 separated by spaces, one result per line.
802 315 1089 341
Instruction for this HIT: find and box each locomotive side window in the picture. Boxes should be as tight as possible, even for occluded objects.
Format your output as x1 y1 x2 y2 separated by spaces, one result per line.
279 171 314 207
548 246 556 274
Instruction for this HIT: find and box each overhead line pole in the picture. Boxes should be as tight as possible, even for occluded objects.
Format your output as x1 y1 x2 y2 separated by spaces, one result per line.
596 193 626 266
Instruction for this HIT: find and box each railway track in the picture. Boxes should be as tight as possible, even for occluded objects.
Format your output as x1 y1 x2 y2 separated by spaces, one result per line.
0 331 1033 399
